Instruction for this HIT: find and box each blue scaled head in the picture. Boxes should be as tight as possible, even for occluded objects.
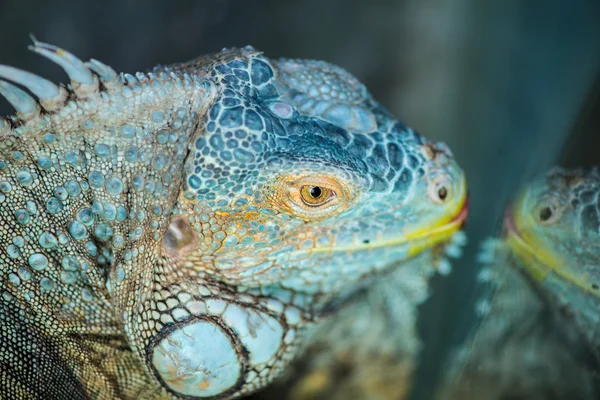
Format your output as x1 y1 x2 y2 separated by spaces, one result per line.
167 47 468 297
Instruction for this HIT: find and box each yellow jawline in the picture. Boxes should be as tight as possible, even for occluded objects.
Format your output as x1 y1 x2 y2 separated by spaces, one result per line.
506 211 598 298
505 230 562 281
312 178 468 255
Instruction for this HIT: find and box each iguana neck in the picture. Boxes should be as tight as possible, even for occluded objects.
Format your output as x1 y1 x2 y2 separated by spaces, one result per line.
538 271 600 352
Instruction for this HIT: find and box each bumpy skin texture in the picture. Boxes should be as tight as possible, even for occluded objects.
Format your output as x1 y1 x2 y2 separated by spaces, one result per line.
264 253 435 400
437 167 600 400
258 231 466 400
0 41 467 400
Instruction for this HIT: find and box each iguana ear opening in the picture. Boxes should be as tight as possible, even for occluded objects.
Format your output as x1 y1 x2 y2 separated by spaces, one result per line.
162 217 199 257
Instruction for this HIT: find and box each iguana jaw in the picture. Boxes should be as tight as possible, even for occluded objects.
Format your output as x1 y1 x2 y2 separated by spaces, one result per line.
504 196 594 296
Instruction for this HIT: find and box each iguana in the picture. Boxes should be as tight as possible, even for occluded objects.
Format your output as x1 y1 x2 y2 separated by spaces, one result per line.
436 167 600 400
0 39 468 400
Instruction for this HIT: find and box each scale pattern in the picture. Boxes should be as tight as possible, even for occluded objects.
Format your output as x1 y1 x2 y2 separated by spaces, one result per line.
0 40 467 399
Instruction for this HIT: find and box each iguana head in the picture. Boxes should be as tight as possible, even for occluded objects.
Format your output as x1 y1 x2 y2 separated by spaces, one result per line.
505 167 600 291
473 167 600 396
504 167 600 352
167 49 469 300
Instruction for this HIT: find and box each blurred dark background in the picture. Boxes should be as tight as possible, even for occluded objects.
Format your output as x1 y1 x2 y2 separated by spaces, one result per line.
1 0 599 399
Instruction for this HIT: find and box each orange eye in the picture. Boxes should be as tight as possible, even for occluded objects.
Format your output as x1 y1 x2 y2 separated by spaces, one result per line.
300 185 335 206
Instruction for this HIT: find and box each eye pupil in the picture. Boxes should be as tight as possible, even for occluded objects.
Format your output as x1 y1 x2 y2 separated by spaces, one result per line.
309 186 323 198
539 207 553 221
299 185 335 207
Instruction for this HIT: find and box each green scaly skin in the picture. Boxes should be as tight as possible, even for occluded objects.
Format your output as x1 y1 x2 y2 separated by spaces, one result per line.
0 40 467 399
437 167 600 400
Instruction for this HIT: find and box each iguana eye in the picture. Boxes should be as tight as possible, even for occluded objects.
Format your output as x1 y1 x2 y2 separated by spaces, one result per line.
300 185 335 206
271 175 350 219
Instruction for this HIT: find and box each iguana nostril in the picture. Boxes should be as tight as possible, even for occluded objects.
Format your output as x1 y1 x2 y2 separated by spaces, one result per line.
428 176 453 204
438 187 448 202
539 206 553 222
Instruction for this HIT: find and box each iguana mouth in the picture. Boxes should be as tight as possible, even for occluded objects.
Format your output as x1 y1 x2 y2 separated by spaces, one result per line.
503 201 594 296
402 192 469 257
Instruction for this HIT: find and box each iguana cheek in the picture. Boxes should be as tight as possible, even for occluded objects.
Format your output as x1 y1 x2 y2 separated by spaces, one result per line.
148 303 285 398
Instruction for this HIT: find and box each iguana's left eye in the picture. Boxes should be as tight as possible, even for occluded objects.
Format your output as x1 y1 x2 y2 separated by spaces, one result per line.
300 185 335 206
270 175 350 219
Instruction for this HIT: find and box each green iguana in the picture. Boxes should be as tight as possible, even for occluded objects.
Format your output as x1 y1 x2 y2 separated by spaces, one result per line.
0 39 468 399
